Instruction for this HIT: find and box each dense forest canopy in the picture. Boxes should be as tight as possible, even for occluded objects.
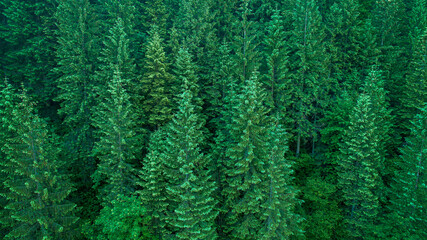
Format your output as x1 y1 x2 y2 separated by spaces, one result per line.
0 0 426 239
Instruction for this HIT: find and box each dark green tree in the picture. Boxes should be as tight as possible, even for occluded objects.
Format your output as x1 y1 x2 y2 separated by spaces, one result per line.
55 0 99 184
0 88 78 239
163 81 218 239
338 94 381 239
389 105 426 239
402 28 427 134
288 0 329 156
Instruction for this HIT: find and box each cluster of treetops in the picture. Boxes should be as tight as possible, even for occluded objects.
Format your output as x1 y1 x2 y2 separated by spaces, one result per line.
0 0 426 239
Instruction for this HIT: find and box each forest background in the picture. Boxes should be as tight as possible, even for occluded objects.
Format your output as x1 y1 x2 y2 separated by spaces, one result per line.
0 0 426 239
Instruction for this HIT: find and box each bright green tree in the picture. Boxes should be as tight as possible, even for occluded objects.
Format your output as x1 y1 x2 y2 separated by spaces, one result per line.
140 26 174 129
338 93 381 239
222 72 270 239
259 120 302 239
163 81 218 239
91 194 152 240
138 127 169 239
389 105 426 239
0 88 78 239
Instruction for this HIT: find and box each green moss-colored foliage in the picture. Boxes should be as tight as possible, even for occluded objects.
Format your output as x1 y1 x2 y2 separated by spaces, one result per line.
0 88 78 239
338 94 381 239
389 105 426 239
91 194 152 240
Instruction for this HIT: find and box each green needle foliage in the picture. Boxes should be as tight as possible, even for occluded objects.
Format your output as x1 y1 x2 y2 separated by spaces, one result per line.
92 194 152 240
140 26 173 129
389 105 426 239
0 88 78 240
92 69 139 205
222 72 270 239
138 127 169 239
259 120 302 239
338 93 381 239
164 81 217 239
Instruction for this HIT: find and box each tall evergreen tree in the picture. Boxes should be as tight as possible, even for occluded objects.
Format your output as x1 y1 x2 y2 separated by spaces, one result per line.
91 69 139 205
140 26 173 129
163 81 218 239
222 72 270 239
338 94 381 239
0 0 58 111
326 0 379 89
138 127 169 239
259 120 302 239
0 88 78 239
55 0 99 184
231 0 260 87
288 0 329 156
402 27 427 134
389 105 426 239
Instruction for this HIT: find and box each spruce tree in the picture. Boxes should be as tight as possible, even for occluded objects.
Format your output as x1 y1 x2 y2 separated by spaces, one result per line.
338 94 380 239
402 27 427 134
140 26 173 129
0 88 78 239
259 120 302 239
138 127 169 239
222 72 270 239
163 81 218 239
389 105 426 239
263 10 291 118
91 69 139 205
231 0 260 87
142 0 169 37
55 0 99 184
288 0 329 156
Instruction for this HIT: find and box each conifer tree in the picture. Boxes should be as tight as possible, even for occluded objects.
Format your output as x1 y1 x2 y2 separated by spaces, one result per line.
138 127 169 239
92 69 139 205
140 26 173 129
402 28 427 134
163 81 218 239
0 88 78 239
142 0 169 37
389 105 426 239
55 0 99 184
222 72 270 239
288 0 329 156
263 10 291 117
231 0 260 87
326 0 379 89
259 120 302 239
0 0 58 108
338 94 380 239
172 47 203 113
